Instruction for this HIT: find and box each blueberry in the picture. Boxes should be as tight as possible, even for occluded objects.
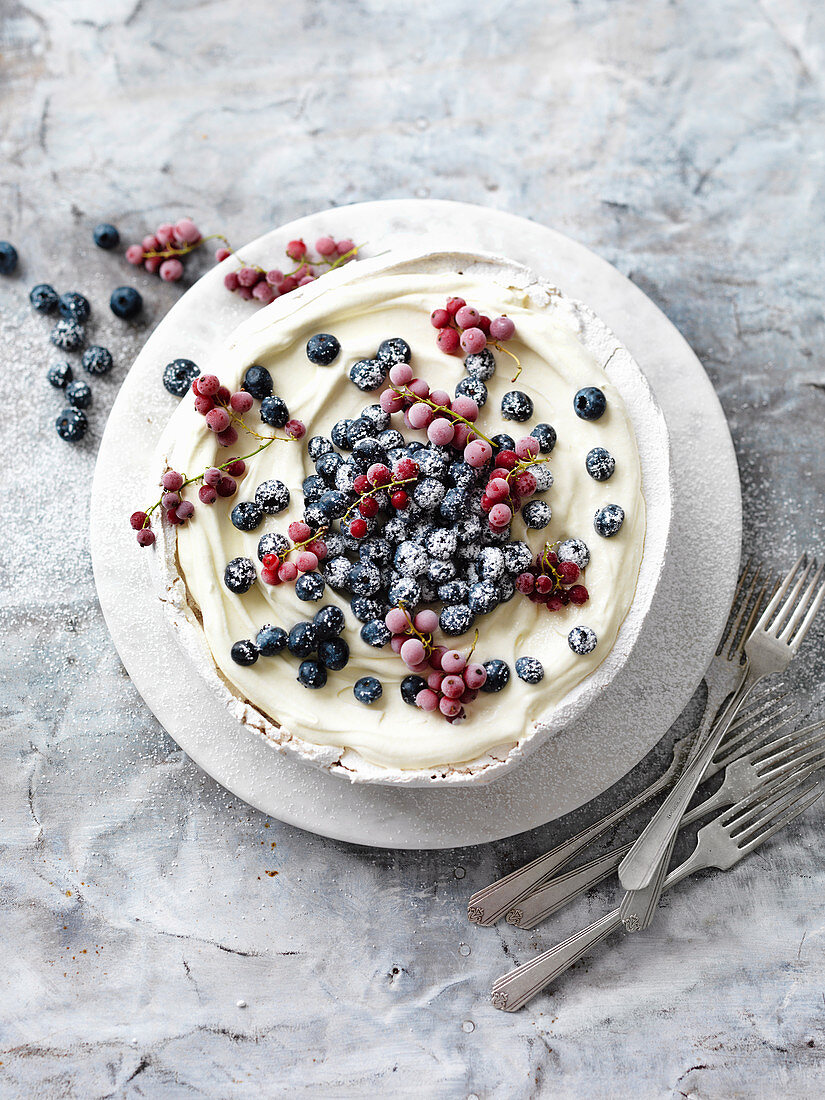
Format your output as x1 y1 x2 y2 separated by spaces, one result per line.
254 479 290 515
257 531 289 561
480 659 510 692
223 556 257 594
425 528 458 560
491 433 516 454
314 604 346 639
360 619 391 648
324 556 353 589
163 358 200 397
478 546 505 580
242 365 273 399
413 478 446 512
416 447 450 479
297 660 327 689
515 656 544 684
322 533 349 558
456 514 483 545
93 222 120 249
307 435 334 460
532 465 555 492
439 604 475 637
349 358 386 391
256 624 288 656
354 676 382 705
394 541 428 577
440 488 471 524
47 361 72 389
406 439 425 453
230 501 264 531
82 345 113 375
349 417 376 445
318 490 349 519
331 418 353 449
448 461 477 488
530 423 557 453
594 503 625 538
231 639 259 666
319 637 350 670
455 376 488 407
376 337 411 366
378 428 404 451
58 292 90 324
110 285 143 320
463 347 496 380
359 537 392 567
349 560 382 596
0 241 18 275
568 626 597 655
30 284 58 313
302 474 326 503
295 571 326 601
428 560 456 585
260 394 289 427
55 407 87 442
400 674 427 706
438 579 468 604
287 621 318 658
350 596 384 622
306 333 340 365
66 380 92 409
50 320 85 351
522 500 552 529
499 575 516 602
557 538 590 570
501 390 533 422
585 447 615 481
388 576 421 608
361 404 391 432
315 450 344 483
304 502 328 530
502 542 531 575
574 387 606 421
468 580 499 615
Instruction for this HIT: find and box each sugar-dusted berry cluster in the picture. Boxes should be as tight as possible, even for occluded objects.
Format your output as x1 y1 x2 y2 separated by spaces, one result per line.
430 296 516 357
126 218 204 282
515 537 591 612
222 236 358 306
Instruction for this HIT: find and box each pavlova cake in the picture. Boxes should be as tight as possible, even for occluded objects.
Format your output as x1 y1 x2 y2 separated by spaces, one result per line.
133 250 669 784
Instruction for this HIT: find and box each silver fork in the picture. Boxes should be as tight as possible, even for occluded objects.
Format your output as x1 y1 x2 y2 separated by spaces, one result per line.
507 712 825 930
619 553 825 892
490 774 822 1011
467 560 774 927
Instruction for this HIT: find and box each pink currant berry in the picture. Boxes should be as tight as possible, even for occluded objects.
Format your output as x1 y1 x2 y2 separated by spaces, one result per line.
161 491 180 510
142 234 159 252
144 257 162 274
359 496 378 518
445 296 466 317
289 521 312 542
557 561 580 583
253 282 276 304
216 476 237 497
194 395 214 416
298 275 315 286
455 305 480 329
490 315 516 341
514 471 537 496
286 418 306 439
353 475 370 494
261 567 280 585
568 584 589 605
295 550 319 573
136 528 155 546
408 403 433 429
278 561 298 582
408 378 430 399
155 224 175 246
216 426 238 448
205 407 230 433
162 470 184 491
229 391 254 414
315 236 336 256
430 308 450 329
460 327 486 354
515 572 535 594
126 244 144 265
486 477 510 503
441 675 465 700
496 449 519 470
160 258 184 282
198 374 220 396
439 696 462 717
416 689 439 712
441 650 467 674
515 436 540 460
390 634 405 655
427 671 445 691
199 485 217 504
307 539 327 560
428 418 455 446
436 328 460 355
451 395 479 421
277 276 298 294
429 645 448 670
336 239 355 255
215 247 231 262
389 362 414 386
130 511 149 530
265 269 284 286
400 638 426 667
385 608 410 634
463 663 487 689
429 389 451 408
367 463 391 486
237 267 260 288
175 218 201 244
464 439 493 467
224 271 240 291
237 287 254 300
536 574 554 594
225 458 246 477
395 458 419 480
477 315 491 335
489 503 512 528
286 239 306 261
453 424 471 449
460 688 478 704
380 390 405 414
165 507 182 526
414 609 439 634
176 501 195 521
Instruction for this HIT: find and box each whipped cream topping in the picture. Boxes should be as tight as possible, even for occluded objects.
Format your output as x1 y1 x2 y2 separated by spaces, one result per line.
163 266 646 772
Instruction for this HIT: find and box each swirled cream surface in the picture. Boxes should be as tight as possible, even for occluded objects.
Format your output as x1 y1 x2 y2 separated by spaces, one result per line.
164 269 645 771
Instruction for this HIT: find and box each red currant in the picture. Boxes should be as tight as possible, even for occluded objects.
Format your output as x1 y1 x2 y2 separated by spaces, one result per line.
262 553 280 569
391 490 409 510
568 584 589 605
536 574 554 594
430 308 450 328
130 511 148 530
515 572 535 594
557 561 580 583
367 463 391 486
350 518 368 539
394 458 419 480
496 449 519 470
353 474 370 494
359 496 379 518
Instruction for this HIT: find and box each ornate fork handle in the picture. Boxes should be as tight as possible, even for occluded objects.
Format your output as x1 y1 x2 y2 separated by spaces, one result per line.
505 845 631 929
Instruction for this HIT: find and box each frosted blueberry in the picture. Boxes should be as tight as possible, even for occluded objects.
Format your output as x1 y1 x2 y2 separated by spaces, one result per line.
456 514 483 544
501 390 533 422
307 435 334 460
324 556 353 589
515 656 544 684
287 621 318 658
427 559 456 585
439 604 475 637
394 541 428 577
257 531 289 561
315 451 344 483
260 395 289 427
426 528 458 560
480 659 510 692
334 463 359 494
47 361 73 389
82 345 113 375
231 501 264 531
313 605 346 639
319 637 349 670
503 541 532 574
295 572 326 601
50 319 85 351
254 479 290 514
463 348 496 380
163 358 200 397
302 474 326 503
413 478 447 511
354 677 383 705
360 619 392 648
438 580 469 604
478 546 505 580
349 561 382 596
348 417 376 445
242 365 272 399
318 490 349 519
58 291 91 323
350 596 384 623
586 447 616 481
455 377 488 407
499 575 516 601
568 626 598 655
468 580 499 615
594 503 625 537
491 433 516 453
440 489 471 524
256 625 288 656
30 284 59 313
557 538 590 570
362 404 391 432
388 576 422 608
376 337 411 366
532 464 555 492
522 500 552 529
349 358 386 391
359 538 392 567
66 380 92 409
378 428 404 451
306 333 340 365
231 640 258 666
223 557 257 594
331 418 353 449
530 423 557 453
401 675 427 706
322 532 349 558
297 660 327 689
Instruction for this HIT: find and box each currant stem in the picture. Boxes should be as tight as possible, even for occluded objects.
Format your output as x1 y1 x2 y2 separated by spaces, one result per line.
390 385 496 449
341 474 417 523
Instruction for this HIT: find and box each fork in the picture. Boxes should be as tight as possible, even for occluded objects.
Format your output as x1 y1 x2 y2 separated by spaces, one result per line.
507 713 824 930
619 553 825 892
467 560 775 927
490 774 822 1011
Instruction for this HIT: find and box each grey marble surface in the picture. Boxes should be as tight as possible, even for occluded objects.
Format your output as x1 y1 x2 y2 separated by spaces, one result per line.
1 1 825 1097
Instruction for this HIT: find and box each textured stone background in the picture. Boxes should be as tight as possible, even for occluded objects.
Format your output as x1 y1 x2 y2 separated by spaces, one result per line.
1 1 825 1097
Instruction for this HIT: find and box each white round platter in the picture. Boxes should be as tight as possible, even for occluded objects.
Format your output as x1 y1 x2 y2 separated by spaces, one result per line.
90 199 741 849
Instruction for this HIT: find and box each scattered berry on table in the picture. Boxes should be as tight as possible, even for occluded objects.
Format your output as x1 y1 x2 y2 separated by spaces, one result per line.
231 501 264 531
256 625 288 656
260 394 289 427
58 291 91 324
585 447 615 481
231 640 259 666
574 386 606 421
522 500 552 529
224 556 257 594
568 626 598 655
30 284 58 313
557 538 590 570
480 659 510 692
287 621 318 658
93 223 120 249
47 361 72 389
55 407 87 442
306 333 341 365
515 656 544 684
110 286 143 320
66 380 92 409
50 319 85 351
0 241 18 275
501 390 533 422
242 365 273 399
297 660 327 689
254 479 290 515
163 358 200 397
354 676 383 704
318 637 350 670
295 571 326 601
82 345 113 375
594 503 625 537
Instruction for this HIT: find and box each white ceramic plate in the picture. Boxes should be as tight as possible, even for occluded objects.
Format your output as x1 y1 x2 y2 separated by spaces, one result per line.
90 199 741 849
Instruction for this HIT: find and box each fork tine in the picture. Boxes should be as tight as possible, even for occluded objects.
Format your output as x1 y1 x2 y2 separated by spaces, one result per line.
732 573 779 657
720 771 809 831
767 556 814 635
783 562 825 650
715 693 798 765
736 786 821 853
752 719 825 771
755 552 806 633
718 560 759 658
758 744 825 790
